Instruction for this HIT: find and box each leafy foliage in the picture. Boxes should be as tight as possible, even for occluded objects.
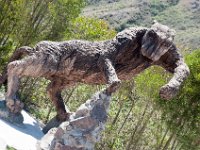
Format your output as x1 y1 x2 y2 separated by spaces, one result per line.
157 50 200 150
6 146 16 150
0 0 85 56
47 0 85 40
66 16 116 41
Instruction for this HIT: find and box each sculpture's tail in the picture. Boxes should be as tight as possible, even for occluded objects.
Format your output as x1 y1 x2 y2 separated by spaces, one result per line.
0 46 33 88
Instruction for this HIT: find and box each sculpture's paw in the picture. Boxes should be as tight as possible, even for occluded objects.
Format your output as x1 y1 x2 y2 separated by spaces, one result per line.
159 84 179 100
106 80 121 95
57 112 71 122
6 99 24 113
0 100 24 124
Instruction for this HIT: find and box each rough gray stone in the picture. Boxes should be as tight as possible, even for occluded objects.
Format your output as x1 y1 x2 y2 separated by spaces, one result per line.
37 128 57 150
38 83 117 150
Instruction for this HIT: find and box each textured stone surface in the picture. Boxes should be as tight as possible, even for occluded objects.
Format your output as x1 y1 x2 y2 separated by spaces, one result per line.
37 128 57 150
70 116 98 131
38 83 117 150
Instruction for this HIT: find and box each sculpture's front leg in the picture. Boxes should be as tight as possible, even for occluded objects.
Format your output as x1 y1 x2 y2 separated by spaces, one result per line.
158 48 190 100
101 58 121 94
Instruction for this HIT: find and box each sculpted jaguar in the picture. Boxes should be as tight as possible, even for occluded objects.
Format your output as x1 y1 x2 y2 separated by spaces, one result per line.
0 21 190 122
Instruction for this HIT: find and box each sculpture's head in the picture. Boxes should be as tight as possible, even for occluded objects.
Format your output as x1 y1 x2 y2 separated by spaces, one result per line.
141 20 176 61
140 21 190 100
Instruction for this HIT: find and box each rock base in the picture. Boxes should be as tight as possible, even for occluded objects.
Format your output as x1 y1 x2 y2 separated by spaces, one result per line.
38 87 113 150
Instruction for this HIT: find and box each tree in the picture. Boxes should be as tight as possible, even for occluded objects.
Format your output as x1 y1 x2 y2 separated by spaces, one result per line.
0 0 85 69
158 50 200 150
65 16 116 41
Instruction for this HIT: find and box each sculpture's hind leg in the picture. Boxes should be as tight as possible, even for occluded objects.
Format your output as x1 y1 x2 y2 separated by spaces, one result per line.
6 61 26 113
6 56 43 113
6 79 23 114
47 80 70 121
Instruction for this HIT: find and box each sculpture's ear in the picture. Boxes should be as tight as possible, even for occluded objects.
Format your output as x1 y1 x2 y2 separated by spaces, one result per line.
151 20 176 41
141 29 172 62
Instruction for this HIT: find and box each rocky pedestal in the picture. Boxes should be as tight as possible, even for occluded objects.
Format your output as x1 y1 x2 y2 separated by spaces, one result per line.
38 83 119 150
